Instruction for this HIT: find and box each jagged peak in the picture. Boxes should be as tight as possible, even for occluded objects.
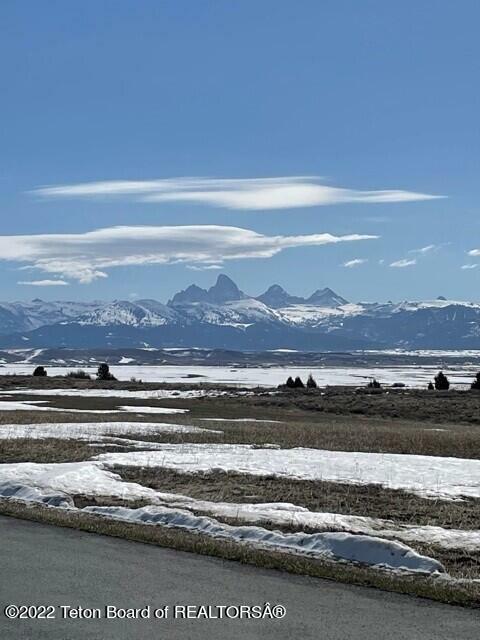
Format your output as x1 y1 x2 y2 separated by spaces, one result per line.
207 274 246 303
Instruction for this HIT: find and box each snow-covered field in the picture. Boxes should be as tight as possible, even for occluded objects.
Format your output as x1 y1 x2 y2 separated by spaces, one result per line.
1 363 480 388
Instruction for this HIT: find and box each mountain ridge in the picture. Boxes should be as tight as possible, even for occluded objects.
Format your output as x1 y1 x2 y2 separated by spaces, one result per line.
2 274 480 350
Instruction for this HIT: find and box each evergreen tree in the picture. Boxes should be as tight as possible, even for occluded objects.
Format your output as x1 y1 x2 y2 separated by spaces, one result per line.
367 378 381 389
33 366 47 377
306 374 317 389
293 376 305 388
285 376 295 388
434 371 449 391
427 382 434 390
97 363 116 381
471 372 480 390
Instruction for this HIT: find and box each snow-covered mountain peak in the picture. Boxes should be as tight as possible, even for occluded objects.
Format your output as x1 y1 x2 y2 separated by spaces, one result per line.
306 287 348 307
256 284 304 308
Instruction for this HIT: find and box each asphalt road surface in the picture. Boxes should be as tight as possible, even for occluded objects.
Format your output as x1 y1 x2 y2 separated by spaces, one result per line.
0 515 478 639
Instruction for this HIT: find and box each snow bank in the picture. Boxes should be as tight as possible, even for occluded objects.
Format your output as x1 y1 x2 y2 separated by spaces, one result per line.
94 443 480 500
0 481 74 508
175 498 480 552
84 504 444 574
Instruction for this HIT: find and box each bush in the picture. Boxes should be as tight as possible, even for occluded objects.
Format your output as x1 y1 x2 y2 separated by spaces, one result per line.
66 370 91 380
434 371 450 391
96 363 116 381
367 378 381 389
285 376 295 388
293 376 305 388
306 374 317 389
32 366 47 377
471 372 480 390
427 382 434 390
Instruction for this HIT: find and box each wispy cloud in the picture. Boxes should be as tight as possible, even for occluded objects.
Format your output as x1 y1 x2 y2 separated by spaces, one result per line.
461 264 478 270
343 258 367 268
410 244 437 254
32 177 443 211
0 225 377 284
389 258 417 268
17 279 69 286
186 264 223 271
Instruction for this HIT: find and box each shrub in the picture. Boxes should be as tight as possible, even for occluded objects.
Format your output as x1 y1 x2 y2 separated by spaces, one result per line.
293 376 305 388
66 370 91 380
367 378 381 389
427 382 434 390
434 371 450 391
96 363 116 381
306 374 317 389
471 372 480 390
32 366 47 377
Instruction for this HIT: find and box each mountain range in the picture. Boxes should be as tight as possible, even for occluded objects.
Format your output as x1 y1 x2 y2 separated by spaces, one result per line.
1 274 480 350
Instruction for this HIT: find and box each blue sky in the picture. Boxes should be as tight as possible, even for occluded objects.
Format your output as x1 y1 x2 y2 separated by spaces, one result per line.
1 0 479 302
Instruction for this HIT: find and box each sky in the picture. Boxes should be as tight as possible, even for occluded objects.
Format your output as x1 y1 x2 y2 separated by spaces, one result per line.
1 0 479 303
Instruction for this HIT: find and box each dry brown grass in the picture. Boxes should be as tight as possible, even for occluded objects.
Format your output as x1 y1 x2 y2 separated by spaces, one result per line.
0 438 95 463
114 467 480 531
0 438 131 463
3 382 480 458
1 498 478 608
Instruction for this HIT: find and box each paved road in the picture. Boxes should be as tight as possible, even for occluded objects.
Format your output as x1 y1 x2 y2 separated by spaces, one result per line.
0 515 478 639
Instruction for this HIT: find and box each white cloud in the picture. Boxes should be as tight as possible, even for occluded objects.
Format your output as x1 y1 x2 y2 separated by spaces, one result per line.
410 244 436 254
461 264 478 270
32 177 442 210
17 279 69 286
389 258 417 268
343 258 367 268
0 225 377 284
186 264 223 271
468 249 480 257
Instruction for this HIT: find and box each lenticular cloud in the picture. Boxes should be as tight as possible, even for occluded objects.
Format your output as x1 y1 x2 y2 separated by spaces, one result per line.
33 176 442 210
0 224 378 283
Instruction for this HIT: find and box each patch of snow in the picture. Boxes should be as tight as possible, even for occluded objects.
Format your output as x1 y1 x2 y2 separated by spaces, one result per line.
0 461 158 501
94 444 480 501
0 421 216 442
117 406 188 415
